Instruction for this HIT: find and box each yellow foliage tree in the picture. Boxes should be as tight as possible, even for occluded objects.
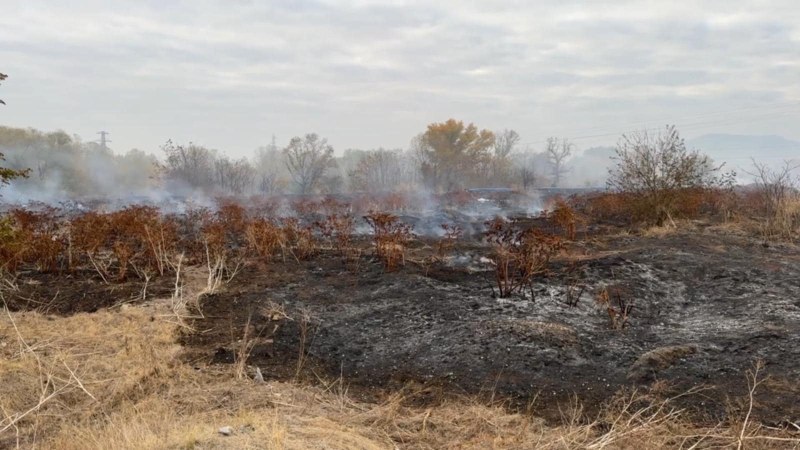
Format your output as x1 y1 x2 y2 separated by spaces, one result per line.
415 119 495 191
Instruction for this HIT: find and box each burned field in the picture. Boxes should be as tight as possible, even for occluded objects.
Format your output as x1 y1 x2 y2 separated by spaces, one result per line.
182 230 800 425
3 191 799 432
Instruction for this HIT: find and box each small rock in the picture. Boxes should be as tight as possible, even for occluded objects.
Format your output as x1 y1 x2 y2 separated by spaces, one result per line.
218 426 233 436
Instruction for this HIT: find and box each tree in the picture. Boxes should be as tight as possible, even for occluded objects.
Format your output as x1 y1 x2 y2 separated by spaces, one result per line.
0 153 29 190
283 133 335 194
0 74 31 190
253 138 286 194
320 174 344 194
512 150 547 191
608 125 727 224
745 159 799 238
349 148 408 191
494 129 519 160
161 140 216 191
1 127 93 196
214 156 255 194
545 137 573 187
517 159 538 191
492 129 519 185
415 119 495 191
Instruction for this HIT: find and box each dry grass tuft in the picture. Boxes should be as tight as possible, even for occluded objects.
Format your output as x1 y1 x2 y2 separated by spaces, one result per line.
0 299 178 448
2 297 799 449
627 345 698 381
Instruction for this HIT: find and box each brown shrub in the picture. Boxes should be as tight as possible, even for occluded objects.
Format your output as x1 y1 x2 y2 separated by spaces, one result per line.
549 198 580 240
290 198 319 221
6 208 65 273
281 218 316 260
484 218 563 298
364 212 413 271
245 218 285 260
314 213 354 254
105 206 177 281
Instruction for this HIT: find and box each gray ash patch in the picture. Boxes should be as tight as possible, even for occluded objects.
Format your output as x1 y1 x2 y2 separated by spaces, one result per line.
184 231 800 424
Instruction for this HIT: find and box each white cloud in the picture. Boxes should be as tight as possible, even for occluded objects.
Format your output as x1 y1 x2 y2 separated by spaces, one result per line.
0 0 798 156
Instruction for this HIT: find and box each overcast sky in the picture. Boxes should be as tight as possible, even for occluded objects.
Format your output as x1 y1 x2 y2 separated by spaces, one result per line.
1 0 799 158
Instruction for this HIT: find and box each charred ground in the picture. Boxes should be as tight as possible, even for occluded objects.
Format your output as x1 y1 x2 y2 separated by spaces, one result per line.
3 192 800 432
179 228 800 425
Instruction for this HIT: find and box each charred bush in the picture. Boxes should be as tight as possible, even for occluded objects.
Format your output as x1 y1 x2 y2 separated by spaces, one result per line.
314 213 354 255
437 223 463 259
596 284 634 330
484 217 563 298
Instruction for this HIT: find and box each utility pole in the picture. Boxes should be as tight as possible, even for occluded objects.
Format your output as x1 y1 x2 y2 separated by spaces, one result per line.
97 131 111 151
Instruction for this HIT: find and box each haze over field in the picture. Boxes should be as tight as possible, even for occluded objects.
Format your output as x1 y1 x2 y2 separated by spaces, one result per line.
5 4 800 450
1 0 799 160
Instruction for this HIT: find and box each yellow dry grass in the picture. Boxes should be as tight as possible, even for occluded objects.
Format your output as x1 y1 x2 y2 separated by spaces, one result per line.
1 294 799 449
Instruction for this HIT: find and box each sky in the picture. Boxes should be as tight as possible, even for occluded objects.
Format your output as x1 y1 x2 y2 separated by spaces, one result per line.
1 0 799 158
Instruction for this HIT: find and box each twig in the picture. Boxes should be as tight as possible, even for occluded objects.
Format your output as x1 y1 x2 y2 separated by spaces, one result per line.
738 360 766 450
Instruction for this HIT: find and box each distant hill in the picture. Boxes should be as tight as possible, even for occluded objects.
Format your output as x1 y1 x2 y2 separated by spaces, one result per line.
687 134 800 169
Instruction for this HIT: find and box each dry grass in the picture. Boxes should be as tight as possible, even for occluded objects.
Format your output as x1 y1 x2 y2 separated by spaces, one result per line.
627 345 698 381
2 295 799 449
0 300 178 448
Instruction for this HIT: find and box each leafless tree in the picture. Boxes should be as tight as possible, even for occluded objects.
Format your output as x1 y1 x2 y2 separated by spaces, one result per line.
608 125 725 224
493 129 519 184
283 133 335 194
519 167 537 191
745 159 799 238
162 140 216 190
512 150 543 191
258 172 279 194
320 174 344 194
253 140 285 194
494 129 519 160
545 137 573 187
349 148 409 191
214 156 255 194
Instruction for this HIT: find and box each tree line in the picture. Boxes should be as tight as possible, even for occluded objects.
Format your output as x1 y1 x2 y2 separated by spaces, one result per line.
0 119 589 199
